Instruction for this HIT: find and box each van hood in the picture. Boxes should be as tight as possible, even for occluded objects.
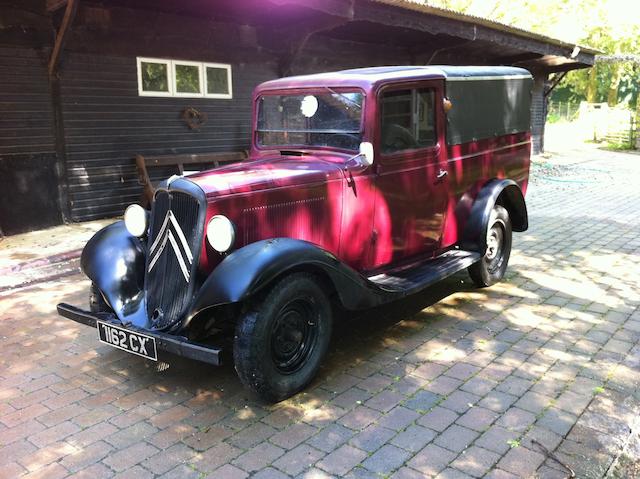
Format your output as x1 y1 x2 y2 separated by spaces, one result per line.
186 154 346 198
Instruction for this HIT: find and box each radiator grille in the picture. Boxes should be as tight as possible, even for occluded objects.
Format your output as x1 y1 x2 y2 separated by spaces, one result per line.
145 186 203 330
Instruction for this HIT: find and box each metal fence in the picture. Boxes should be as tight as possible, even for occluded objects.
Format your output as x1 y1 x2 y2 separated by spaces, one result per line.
548 101 581 122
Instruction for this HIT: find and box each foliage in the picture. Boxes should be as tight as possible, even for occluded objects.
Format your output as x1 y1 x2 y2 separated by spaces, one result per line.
424 0 640 108
603 140 635 151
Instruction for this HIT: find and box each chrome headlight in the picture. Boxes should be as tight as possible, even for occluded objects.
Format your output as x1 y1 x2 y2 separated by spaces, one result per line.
123 204 148 237
206 215 236 253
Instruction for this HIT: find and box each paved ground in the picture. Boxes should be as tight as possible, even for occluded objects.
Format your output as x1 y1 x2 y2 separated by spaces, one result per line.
0 219 111 291
1 140 639 478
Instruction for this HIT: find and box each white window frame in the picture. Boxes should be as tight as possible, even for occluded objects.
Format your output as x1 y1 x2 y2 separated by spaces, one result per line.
137 57 173 97
172 60 204 98
136 57 232 99
203 62 233 99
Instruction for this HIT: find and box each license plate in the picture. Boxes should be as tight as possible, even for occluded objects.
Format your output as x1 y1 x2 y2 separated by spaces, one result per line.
97 321 157 361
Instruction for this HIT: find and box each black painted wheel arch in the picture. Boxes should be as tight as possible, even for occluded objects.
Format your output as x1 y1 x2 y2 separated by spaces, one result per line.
183 238 386 328
460 179 527 255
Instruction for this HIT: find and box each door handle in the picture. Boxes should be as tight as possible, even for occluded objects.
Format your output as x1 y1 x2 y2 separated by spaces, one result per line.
436 169 448 180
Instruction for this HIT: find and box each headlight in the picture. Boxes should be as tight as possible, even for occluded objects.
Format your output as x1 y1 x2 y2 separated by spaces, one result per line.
124 204 148 237
206 215 236 253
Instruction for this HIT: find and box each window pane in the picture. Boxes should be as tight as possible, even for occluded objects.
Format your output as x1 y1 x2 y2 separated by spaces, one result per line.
175 64 201 94
257 92 363 150
141 62 169 92
206 67 229 95
416 90 436 146
381 88 435 154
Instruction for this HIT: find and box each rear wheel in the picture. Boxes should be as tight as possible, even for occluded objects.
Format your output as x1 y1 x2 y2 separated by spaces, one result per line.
468 205 512 287
233 272 332 402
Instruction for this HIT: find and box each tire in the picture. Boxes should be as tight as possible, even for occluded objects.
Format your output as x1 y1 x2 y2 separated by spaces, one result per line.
468 204 512 287
89 282 111 313
233 272 333 402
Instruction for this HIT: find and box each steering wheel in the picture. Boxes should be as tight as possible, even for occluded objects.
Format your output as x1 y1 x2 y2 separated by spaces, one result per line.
311 132 361 148
383 124 417 152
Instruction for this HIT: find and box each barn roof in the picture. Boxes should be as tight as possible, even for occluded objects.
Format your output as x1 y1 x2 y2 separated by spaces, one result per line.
38 0 597 74
371 0 599 57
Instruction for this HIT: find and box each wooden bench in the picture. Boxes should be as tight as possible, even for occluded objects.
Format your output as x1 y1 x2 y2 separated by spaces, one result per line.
135 151 248 205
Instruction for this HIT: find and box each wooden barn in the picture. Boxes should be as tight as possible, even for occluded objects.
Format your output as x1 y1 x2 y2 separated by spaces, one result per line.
0 0 596 234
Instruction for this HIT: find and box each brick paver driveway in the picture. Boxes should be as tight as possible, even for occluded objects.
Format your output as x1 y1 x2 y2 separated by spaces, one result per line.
1 144 639 479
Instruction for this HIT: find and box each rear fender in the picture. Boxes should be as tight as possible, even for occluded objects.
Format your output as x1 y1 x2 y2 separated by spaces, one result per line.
461 179 527 254
80 221 149 327
184 238 385 327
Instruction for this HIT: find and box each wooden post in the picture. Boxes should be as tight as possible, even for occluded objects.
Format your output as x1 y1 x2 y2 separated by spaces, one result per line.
48 0 78 76
48 0 78 223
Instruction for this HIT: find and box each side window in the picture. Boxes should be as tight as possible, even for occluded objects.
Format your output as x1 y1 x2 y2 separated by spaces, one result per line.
380 88 436 154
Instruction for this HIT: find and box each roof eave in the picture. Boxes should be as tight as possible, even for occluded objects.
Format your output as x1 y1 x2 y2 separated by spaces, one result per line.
368 0 601 58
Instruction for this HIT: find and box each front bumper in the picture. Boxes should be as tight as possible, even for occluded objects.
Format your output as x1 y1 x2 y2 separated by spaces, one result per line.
57 303 222 366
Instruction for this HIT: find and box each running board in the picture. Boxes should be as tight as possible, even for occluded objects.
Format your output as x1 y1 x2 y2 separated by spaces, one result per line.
367 249 481 295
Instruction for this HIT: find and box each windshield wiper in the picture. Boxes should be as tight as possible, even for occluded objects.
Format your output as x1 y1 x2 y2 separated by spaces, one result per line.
324 87 362 109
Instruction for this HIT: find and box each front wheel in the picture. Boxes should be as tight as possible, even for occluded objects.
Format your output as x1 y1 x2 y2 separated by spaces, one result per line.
233 272 333 402
89 282 111 313
468 204 512 287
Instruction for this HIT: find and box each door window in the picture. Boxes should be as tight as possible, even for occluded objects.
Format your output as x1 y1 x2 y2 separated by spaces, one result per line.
380 88 436 154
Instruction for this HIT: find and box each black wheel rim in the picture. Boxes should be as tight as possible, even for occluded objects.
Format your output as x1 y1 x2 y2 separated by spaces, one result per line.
270 297 319 374
485 219 506 274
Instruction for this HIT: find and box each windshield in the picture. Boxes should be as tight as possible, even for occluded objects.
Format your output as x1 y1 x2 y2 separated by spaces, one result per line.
257 90 364 151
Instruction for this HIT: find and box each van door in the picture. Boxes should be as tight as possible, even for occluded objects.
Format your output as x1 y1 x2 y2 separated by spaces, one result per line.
370 81 449 268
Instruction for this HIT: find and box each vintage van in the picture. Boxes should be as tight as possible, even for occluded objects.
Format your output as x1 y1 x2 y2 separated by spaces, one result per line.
58 66 531 401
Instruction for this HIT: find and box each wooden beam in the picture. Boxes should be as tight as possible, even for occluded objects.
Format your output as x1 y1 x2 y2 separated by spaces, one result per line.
269 0 354 18
135 151 248 206
141 151 248 167
259 14 351 76
544 71 568 97
47 0 68 13
48 0 77 77
494 52 543 64
278 31 314 77
539 62 588 74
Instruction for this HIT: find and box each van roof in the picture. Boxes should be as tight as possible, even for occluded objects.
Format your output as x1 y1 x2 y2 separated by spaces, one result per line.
256 65 532 92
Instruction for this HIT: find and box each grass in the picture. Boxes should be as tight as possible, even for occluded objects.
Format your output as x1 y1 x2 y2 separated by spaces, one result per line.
602 140 636 151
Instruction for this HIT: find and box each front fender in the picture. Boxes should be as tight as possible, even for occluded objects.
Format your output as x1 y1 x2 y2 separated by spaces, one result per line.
185 238 386 325
81 221 149 327
461 179 528 254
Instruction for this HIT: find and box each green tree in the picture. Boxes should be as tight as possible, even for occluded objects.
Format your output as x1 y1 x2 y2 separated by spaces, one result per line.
424 0 640 107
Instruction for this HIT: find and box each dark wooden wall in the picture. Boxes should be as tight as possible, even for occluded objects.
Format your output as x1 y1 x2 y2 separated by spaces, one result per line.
0 46 62 234
60 54 277 220
57 4 418 221
0 1 556 229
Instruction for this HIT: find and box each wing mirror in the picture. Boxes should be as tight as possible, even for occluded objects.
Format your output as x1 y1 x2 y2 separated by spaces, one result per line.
345 142 374 178
359 142 374 166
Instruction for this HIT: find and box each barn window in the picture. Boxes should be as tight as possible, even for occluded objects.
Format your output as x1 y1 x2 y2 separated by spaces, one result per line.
204 63 232 98
137 58 172 96
136 57 232 99
173 61 203 96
